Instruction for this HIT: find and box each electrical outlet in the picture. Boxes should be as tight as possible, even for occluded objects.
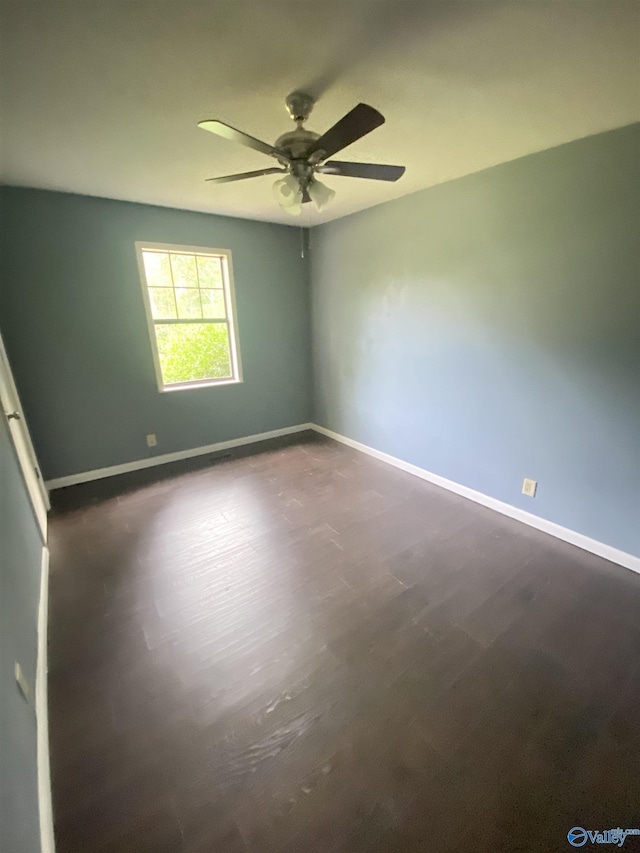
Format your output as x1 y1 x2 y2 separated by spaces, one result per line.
15 662 30 702
522 478 537 498
146 433 157 448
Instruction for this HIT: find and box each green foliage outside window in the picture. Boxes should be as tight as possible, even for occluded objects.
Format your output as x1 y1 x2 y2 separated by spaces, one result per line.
155 323 232 384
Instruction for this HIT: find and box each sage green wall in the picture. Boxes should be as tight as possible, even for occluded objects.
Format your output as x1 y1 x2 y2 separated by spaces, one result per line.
1 128 638 560
0 416 43 853
0 189 312 480
310 124 640 557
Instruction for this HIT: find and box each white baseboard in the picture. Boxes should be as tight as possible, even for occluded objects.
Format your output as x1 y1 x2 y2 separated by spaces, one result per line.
45 423 313 490
36 546 55 853
43 418 638 574
310 423 640 575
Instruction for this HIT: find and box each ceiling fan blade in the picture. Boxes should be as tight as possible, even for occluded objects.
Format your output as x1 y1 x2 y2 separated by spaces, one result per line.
198 120 289 161
206 168 287 184
307 103 385 160
318 161 405 182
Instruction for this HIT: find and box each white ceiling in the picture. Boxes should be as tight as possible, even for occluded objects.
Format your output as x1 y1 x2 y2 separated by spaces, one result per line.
0 1 638 226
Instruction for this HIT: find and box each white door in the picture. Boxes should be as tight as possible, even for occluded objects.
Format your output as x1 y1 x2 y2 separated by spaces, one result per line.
0 332 49 541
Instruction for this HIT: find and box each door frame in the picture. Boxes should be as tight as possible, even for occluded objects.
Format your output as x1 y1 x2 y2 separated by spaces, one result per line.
0 332 49 541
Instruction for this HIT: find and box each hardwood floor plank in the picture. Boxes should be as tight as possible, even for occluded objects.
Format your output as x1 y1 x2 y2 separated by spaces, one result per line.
48 435 640 852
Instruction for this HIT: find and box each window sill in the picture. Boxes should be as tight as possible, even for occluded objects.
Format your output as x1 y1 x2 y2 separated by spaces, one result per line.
159 377 243 393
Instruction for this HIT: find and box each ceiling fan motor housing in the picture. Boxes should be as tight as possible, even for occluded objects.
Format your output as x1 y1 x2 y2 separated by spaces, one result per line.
277 92 322 170
274 127 320 163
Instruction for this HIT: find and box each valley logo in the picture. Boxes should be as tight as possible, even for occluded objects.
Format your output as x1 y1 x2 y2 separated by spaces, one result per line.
567 827 640 847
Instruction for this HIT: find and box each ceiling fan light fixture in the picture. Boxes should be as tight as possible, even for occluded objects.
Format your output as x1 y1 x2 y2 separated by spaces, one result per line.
286 200 303 216
307 178 336 211
273 174 303 215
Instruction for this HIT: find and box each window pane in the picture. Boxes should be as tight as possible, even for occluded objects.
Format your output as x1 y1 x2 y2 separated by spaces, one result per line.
170 253 198 288
175 288 202 319
155 323 232 384
201 289 226 318
197 255 223 288
148 287 177 319
142 252 172 287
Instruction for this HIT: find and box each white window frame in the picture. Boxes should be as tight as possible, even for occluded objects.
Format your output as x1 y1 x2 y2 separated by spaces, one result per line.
135 241 243 393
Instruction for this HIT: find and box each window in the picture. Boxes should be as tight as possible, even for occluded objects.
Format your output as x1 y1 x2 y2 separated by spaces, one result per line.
135 242 242 391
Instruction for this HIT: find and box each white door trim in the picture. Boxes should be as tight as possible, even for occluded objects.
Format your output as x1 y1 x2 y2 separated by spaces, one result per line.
0 332 49 540
36 547 55 853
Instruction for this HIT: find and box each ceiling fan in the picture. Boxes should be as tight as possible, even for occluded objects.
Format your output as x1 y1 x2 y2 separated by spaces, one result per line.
198 92 405 215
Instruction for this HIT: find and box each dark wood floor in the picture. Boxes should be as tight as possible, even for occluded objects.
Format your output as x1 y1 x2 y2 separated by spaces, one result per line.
48 434 640 853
